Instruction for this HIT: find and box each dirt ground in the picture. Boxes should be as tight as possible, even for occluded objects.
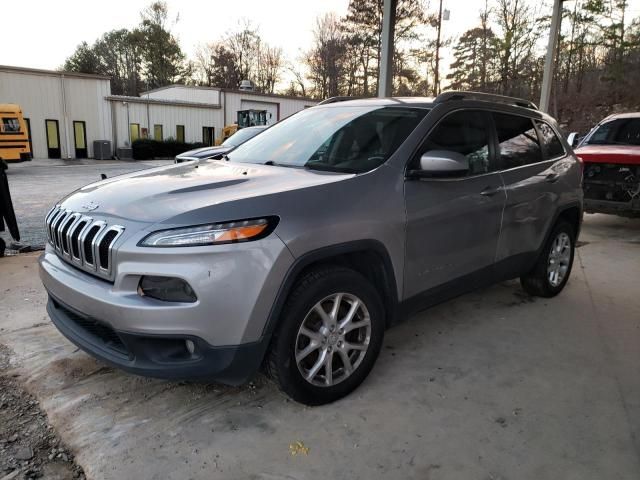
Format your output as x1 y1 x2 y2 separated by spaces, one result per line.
0 345 84 480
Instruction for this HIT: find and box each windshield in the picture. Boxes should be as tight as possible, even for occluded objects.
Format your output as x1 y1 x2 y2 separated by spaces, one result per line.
585 118 640 146
222 127 264 147
226 105 429 173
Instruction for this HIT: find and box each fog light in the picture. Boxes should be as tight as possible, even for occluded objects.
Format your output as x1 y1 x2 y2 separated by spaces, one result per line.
138 276 197 303
185 339 196 355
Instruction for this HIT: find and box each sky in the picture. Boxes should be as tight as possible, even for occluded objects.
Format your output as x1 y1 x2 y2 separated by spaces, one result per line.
2 0 639 87
0 0 481 72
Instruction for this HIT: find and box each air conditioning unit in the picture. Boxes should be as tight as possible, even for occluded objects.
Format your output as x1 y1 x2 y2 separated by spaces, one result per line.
93 140 112 160
116 147 133 160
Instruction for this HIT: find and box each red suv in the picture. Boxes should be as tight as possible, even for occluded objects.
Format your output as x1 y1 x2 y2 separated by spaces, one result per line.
574 113 640 216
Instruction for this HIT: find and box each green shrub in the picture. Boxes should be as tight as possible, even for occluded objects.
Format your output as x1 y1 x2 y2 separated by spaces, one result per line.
132 139 206 160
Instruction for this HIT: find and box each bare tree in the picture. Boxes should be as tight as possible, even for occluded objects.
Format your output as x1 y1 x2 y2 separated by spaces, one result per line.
306 13 348 98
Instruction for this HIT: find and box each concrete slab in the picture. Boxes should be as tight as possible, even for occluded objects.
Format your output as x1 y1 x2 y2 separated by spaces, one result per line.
0 214 638 480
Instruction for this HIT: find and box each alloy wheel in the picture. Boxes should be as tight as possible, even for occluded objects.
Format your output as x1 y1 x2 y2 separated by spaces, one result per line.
547 232 572 287
295 293 371 387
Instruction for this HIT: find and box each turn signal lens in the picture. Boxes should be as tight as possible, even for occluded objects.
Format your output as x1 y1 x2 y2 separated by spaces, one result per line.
139 218 275 247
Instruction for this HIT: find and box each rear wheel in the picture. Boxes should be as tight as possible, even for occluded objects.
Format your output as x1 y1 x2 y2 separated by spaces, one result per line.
520 221 575 297
266 266 385 405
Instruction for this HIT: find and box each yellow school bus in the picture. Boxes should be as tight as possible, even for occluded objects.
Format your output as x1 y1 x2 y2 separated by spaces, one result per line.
0 104 32 162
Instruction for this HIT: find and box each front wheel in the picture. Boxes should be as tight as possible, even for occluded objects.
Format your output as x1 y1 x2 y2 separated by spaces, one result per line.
266 266 385 405
520 221 575 297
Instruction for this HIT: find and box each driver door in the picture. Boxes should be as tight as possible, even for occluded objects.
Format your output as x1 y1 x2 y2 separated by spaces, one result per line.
403 110 506 299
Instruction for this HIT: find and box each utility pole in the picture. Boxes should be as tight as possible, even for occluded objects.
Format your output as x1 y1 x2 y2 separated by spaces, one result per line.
540 0 564 112
378 0 397 97
433 0 444 96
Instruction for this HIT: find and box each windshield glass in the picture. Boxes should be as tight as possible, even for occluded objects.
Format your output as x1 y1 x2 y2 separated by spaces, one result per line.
222 127 264 147
585 118 640 146
226 105 429 173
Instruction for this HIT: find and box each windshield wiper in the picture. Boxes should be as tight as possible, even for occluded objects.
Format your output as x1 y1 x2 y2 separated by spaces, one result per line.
263 160 303 168
304 163 359 174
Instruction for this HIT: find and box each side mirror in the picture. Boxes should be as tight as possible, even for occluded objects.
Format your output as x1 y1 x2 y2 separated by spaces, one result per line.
567 132 580 148
416 150 469 177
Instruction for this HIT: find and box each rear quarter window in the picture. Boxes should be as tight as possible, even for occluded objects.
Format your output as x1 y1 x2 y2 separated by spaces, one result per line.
535 121 565 159
493 113 542 169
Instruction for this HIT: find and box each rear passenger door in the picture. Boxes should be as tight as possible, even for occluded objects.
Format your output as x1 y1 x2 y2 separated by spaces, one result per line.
493 113 568 263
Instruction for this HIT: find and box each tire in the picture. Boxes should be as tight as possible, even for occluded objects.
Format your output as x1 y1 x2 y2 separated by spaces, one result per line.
266 266 385 405
0 237 5 258
520 220 575 298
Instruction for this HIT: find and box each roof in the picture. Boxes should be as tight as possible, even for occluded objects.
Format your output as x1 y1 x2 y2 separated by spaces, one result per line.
602 112 640 121
105 95 221 109
0 64 111 81
316 92 552 121
0 104 21 112
316 97 436 108
140 84 318 103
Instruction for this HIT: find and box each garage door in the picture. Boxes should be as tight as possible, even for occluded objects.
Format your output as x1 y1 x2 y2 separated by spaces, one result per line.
240 100 278 125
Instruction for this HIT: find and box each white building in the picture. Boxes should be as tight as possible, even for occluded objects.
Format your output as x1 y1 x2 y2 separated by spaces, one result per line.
0 65 317 159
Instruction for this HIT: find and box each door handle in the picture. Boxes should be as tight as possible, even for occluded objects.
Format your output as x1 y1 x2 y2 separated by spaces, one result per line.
545 172 560 183
480 186 501 197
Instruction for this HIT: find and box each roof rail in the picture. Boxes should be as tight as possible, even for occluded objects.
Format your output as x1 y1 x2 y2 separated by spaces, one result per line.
318 96 359 105
434 91 538 110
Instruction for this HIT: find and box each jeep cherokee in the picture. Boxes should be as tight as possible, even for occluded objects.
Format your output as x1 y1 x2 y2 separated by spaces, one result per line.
40 92 583 405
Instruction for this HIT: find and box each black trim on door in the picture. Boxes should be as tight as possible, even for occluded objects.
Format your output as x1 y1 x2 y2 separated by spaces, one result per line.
25 118 33 156
73 121 88 158
45 119 61 159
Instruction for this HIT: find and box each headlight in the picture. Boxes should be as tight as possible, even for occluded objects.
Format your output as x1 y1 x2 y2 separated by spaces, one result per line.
138 217 276 247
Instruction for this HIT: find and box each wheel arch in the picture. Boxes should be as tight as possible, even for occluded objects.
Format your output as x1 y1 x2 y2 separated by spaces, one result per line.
261 240 400 339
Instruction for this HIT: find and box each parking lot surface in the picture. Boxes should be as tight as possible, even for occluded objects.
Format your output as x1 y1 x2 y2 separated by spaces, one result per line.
1 159 168 249
1 214 639 480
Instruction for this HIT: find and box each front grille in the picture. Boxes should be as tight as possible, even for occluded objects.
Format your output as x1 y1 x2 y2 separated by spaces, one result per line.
45 206 124 281
53 299 129 357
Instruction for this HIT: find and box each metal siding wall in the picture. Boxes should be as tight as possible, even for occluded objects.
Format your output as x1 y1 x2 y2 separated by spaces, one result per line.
0 71 316 159
110 101 223 149
0 71 63 159
0 70 112 159
63 77 112 158
146 87 220 105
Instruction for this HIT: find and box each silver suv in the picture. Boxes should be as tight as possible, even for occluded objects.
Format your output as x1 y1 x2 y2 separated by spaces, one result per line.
40 92 583 405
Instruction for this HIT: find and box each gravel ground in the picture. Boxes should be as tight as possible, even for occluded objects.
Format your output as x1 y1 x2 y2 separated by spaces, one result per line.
1 159 168 254
0 346 85 480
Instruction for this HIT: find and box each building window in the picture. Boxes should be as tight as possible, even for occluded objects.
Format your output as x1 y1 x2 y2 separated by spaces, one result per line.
176 125 185 143
130 123 140 143
154 125 163 141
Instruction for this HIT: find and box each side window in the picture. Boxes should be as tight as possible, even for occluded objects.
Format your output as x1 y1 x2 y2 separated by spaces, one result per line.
493 113 542 169
418 110 491 176
535 120 565 159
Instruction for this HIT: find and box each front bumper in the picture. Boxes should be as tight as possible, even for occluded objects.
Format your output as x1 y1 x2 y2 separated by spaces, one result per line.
47 294 267 384
585 198 640 216
39 234 295 383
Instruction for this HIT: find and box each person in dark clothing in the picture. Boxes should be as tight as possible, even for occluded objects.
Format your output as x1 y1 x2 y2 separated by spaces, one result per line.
0 159 20 257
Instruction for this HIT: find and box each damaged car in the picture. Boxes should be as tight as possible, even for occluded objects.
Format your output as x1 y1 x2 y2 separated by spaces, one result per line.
574 112 640 217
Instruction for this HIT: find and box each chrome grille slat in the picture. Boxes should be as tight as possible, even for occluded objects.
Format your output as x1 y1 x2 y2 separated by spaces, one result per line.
54 211 71 251
44 205 124 281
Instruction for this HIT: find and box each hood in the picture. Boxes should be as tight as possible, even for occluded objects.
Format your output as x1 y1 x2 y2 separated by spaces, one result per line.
575 144 640 165
59 160 352 224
